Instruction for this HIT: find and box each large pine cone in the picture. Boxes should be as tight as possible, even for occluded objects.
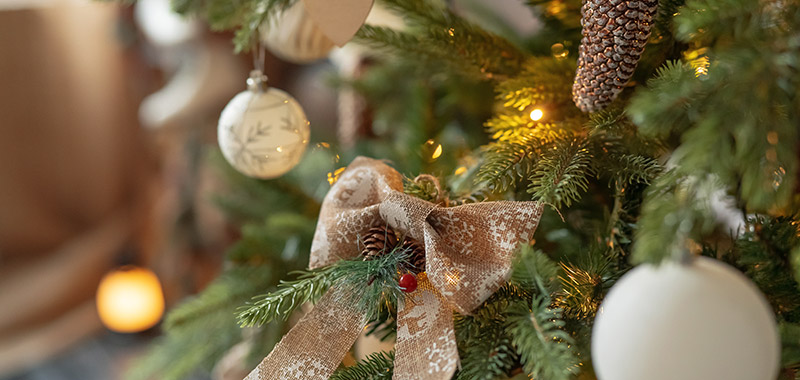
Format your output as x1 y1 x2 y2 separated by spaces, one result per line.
360 226 426 274
572 0 659 112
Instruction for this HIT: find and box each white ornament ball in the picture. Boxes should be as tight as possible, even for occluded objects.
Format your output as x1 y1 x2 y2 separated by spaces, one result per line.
260 1 335 64
218 72 310 179
592 256 779 380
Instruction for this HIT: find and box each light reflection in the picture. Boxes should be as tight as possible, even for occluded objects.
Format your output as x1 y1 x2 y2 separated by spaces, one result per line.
551 43 568 59
432 144 443 159
327 167 346 185
530 108 544 121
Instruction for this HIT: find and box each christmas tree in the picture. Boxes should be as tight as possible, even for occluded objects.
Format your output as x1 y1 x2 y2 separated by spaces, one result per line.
125 0 800 379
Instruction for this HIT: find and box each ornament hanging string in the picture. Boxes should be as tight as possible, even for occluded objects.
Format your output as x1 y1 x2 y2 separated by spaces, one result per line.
244 157 544 380
216 34 310 179
251 35 267 75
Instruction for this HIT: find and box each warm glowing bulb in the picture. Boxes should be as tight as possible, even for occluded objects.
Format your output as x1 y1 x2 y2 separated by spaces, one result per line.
96 266 165 333
432 144 443 159
530 108 544 121
327 167 346 185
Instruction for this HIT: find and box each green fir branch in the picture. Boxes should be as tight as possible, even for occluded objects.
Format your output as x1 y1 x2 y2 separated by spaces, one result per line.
506 296 580 380
630 0 800 211
237 247 411 327
356 1 528 79
330 351 395 380
166 266 275 330
237 266 336 327
652 0 686 36
628 60 698 139
454 285 530 380
455 323 517 380
404 175 446 204
557 252 619 320
476 139 538 194
733 216 800 322
510 245 562 294
600 154 663 187
780 322 800 370
494 57 577 111
528 136 594 209
336 248 410 322
128 266 275 380
632 172 717 263
170 0 297 52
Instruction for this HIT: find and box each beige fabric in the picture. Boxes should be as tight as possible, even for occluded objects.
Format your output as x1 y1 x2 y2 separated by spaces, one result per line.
395 273 458 379
246 287 365 380
246 156 543 380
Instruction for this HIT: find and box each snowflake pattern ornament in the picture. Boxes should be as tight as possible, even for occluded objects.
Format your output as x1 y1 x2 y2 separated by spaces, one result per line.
217 70 310 179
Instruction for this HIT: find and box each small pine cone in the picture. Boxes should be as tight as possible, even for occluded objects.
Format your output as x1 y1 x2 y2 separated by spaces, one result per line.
400 238 426 274
572 0 659 112
361 226 399 260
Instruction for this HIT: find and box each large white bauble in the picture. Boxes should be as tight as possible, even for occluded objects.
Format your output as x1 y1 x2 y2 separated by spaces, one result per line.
260 1 335 64
592 256 779 380
217 73 310 179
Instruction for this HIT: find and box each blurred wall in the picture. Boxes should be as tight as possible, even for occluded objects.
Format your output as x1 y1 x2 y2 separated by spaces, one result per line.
0 2 156 375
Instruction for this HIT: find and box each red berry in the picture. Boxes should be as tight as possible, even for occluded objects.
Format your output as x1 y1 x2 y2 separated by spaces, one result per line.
399 273 418 293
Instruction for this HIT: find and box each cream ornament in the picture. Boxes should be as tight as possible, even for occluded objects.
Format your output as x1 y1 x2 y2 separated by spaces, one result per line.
217 70 310 179
260 0 374 63
302 0 374 46
260 1 335 64
592 256 780 380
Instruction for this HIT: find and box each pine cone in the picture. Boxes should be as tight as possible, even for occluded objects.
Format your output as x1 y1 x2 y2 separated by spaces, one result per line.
572 0 659 112
361 226 399 260
400 238 426 274
360 226 427 274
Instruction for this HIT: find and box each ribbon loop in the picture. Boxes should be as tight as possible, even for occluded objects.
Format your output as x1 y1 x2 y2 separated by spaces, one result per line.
247 157 543 380
379 191 436 242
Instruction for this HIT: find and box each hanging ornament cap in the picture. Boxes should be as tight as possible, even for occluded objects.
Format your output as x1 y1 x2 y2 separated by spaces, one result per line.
246 70 269 93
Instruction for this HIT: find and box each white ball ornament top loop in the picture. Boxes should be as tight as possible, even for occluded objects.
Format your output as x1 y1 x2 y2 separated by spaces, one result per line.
246 70 269 92
217 70 310 179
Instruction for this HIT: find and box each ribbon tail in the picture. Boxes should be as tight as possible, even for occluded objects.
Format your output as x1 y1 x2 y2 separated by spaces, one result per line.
394 274 459 380
245 287 364 380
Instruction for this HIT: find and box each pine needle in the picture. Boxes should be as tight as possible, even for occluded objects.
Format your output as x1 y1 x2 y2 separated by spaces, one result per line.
506 297 580 380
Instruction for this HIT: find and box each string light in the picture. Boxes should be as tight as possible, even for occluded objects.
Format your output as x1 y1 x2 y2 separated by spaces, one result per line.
684 48 709 77
551 43 568 59
530 108 544 121
432 144 443 159
96 266 164 333
694 60 709 77
327 167 346 185
424 139 443 161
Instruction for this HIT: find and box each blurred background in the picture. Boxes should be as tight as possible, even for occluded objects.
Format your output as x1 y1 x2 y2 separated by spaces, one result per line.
0 0 340 378
0 0 535 379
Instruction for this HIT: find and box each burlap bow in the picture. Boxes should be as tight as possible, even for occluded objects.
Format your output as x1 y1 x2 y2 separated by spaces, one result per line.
245 157 543 380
